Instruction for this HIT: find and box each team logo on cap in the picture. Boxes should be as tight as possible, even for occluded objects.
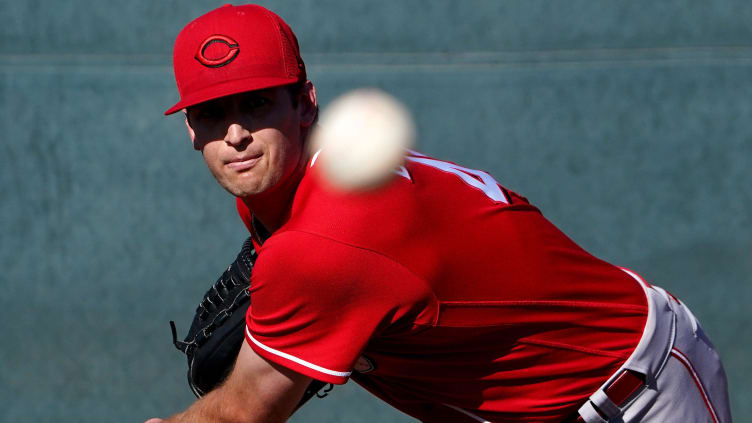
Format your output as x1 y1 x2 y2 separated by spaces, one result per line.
195 35 239 68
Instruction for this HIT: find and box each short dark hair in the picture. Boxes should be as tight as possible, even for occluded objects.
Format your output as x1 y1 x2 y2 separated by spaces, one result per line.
286 81 318 124
285 80 307 108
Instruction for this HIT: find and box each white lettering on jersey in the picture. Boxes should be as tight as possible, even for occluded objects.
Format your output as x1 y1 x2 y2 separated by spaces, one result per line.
404 154 509 204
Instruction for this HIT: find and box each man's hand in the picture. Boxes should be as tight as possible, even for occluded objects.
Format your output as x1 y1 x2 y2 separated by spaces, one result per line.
153 341 313 423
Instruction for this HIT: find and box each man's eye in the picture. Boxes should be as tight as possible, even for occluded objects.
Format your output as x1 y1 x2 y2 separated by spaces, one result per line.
244 97 270 110
188 106 223 123
197 107 222 119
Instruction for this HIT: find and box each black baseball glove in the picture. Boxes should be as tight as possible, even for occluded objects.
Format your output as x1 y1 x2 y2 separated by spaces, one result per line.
169 236 332 408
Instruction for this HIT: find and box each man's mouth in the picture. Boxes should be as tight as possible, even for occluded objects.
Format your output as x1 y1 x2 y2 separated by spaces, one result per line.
225 154 262 171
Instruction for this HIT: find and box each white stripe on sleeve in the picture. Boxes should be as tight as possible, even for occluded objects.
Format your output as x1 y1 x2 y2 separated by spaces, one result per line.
245 326 352 378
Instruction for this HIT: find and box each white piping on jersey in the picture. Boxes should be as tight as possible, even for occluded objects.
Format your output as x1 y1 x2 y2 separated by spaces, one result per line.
619 267 647 288
670 348 720 423
245 326 352 378
310 149 322 167
442 404 491 423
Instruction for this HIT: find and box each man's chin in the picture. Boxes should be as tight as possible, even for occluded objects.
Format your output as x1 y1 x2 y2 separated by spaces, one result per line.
225 186 263 198
216 179 261 198
217 174 267 198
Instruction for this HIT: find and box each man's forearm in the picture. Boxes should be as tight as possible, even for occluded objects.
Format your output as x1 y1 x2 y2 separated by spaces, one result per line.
161 388 245 423
160 383 289 423
148 342 310 423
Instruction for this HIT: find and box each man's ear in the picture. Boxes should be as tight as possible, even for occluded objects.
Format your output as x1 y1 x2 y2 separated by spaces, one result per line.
299 81 318 128
183 112 200 150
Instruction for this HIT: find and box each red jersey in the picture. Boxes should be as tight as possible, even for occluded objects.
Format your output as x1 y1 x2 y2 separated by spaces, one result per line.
239 151 648 422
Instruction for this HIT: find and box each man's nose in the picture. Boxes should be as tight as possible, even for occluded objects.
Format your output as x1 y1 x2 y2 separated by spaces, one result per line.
224 123 251 146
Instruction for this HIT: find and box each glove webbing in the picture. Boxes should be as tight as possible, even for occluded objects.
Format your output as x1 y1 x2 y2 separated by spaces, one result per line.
169 237 334 406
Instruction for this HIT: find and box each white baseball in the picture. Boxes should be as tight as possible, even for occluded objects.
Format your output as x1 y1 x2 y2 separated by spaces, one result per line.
310 88 415 191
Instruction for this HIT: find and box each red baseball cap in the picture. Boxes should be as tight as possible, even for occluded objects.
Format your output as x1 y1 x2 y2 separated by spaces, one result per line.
164 4 306 115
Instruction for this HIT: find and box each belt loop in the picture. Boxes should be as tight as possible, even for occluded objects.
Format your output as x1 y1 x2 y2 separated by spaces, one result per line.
590 390 621 419
577 401 608 423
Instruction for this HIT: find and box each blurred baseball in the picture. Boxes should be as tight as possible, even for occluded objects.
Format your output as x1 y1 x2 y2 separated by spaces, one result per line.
310 88 415 191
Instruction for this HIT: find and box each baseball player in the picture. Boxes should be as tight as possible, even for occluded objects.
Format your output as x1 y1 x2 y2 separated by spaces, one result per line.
148 4 732 423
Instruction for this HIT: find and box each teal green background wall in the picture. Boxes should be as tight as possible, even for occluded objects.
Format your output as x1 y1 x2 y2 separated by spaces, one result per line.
1 1 750 421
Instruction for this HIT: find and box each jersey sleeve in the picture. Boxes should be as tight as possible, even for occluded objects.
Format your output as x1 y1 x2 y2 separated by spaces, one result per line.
245 230 434 384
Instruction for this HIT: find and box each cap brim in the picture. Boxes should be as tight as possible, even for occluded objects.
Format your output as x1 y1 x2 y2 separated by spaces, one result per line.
164 75 301 115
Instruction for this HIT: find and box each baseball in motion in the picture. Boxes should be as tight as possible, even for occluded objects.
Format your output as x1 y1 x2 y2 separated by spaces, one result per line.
309 88 416 191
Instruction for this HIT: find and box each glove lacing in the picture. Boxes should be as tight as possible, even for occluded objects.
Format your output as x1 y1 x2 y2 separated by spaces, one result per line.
170 239 255 355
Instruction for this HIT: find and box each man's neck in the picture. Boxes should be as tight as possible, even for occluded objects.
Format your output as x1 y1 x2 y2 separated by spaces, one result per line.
241 162 306 234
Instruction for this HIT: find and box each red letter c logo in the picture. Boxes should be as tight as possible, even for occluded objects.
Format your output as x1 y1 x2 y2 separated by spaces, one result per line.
195 35 239 68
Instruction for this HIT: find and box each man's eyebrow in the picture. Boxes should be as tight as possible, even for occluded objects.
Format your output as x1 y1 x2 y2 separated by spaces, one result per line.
190 98 224 110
